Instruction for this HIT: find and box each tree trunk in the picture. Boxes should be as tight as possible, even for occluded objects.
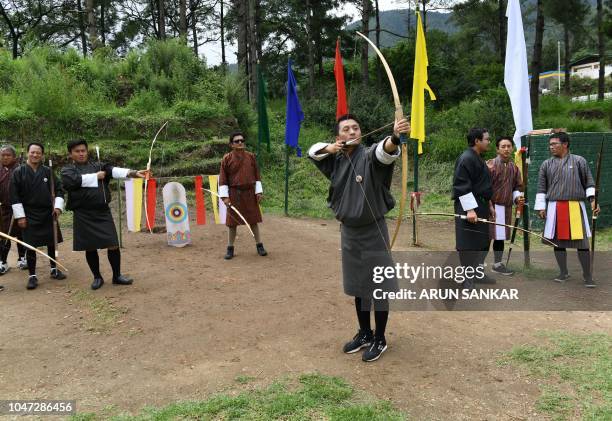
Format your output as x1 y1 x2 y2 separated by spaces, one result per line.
248 0 258 102
375 0 382 88
220 0 226 70
189 0 198 55
100 0 106 45
158 0 166 39
0 4 19 58
361 0 370 87
564 25 570 95
529 0 544 114
306 0 315 97
235 0 249 100
598 0 605 101
77 0 88 56
179 0 187 42
499 0 505 63
86 0 98 51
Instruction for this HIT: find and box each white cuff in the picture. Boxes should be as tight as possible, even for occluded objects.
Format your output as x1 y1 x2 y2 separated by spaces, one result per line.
81 173 98 187
586 187 595 198
458 192 478 211
219 185 229 198
308 142 331 161
255 181 263 195
513 190 523 202
534 193 547 210
54 197 64 211
112 167 130 179
375 137 401 165
12 203 25 219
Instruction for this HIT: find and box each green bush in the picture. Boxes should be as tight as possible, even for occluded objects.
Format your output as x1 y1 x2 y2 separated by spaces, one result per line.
173 100 226 121
126 90 165 114
224 72 255 136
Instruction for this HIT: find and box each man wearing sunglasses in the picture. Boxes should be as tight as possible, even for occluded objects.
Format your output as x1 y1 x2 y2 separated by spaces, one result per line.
219 132 267 259
534 132 600 287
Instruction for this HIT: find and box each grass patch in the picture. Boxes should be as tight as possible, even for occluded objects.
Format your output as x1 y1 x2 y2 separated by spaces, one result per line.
501 331 612 420
70 288 125 332
71 373 406 420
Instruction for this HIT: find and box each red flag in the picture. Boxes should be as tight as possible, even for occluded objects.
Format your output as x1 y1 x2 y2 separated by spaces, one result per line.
146 178 157 230
334 38 348 119
194 175 207 225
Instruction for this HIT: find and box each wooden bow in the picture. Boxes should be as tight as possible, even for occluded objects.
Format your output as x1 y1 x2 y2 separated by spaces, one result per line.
144 121 168 234
356 31 408 250
201 188 255 238
0 230 68 272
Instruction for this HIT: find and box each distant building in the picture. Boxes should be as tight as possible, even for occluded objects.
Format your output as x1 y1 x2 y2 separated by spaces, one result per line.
570 54 612 79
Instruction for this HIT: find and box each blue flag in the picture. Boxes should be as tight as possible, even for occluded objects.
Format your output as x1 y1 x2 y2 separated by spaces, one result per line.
284 59 304 157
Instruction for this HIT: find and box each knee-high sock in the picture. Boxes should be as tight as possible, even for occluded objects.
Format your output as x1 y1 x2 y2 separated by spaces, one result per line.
26 249 36 276
107 248 121 279
86 250 102 278
47 244 56 269
0 241 10 263
373 299 389 340
577 248 591 278
17 242 25 259
493 240 504 264
228 226 237 246
251 224 262 243
354 297 371 332
554 247 568 275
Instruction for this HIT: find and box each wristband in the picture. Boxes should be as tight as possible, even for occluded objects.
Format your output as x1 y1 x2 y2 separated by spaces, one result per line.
390 134 401 145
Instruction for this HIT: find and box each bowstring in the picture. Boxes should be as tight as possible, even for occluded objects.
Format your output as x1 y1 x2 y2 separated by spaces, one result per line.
340 35 394 255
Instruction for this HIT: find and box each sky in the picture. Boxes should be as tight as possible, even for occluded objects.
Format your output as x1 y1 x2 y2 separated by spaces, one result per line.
201 0 412 66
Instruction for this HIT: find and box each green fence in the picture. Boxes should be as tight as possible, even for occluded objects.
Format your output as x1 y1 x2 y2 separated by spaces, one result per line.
525 132 612 230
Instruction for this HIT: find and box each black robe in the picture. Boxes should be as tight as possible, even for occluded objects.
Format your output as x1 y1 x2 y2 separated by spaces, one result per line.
452 148 493 251
61 161 119 251
310 141 398 298
10 164 64 247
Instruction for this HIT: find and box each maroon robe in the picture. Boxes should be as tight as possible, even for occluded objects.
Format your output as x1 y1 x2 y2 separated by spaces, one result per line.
219 151 262 227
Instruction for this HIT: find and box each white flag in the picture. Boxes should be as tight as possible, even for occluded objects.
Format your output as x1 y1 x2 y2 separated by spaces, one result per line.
504 0 533 149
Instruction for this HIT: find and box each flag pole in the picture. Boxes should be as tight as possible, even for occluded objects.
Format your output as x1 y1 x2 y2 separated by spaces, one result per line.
412 144 419 245
284 144 290 216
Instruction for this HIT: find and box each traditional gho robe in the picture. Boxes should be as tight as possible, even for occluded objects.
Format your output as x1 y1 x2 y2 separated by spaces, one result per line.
0 161 20 235
452 148 493 251
309 139 399 298
486 156 522 240
10 164 64 247
218 151 263 227
61 161 129 251
534 153 594 249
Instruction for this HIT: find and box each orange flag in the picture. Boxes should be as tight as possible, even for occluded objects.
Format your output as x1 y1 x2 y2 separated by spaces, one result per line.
334 38 348 119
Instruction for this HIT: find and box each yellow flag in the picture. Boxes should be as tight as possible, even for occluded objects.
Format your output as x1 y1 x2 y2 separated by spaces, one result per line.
410 11 436 154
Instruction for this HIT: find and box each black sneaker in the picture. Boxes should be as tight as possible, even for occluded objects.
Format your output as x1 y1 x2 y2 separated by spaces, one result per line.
256 243 267 256
0 285 4 291
491 263 514 276
475 274 497 284
91 277 104 290
112 275 133 285
362 337 388 362
584 277 597 288
50 268 66 280
27 275 38 290
0 262 9 275
343 329 373 354
553 273 570 283
224 246 234 260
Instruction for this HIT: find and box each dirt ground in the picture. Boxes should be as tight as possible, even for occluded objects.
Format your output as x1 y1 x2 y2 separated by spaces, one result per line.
0 215 610 420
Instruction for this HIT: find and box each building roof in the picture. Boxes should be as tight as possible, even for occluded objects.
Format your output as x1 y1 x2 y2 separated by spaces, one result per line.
570 54 612 68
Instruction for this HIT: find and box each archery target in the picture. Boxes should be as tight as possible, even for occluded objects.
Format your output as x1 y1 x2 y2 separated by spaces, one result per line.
166 202 188 223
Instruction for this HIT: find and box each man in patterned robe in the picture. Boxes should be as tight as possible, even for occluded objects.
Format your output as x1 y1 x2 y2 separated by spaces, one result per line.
219 132 267 260
486 136 524 276
534 132 600 287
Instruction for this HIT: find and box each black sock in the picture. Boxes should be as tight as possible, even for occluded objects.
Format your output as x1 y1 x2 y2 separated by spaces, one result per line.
86 250 102 278
493 240 504 264
107 248 121 279
354 297 372 332
577 248 591 279
26 249 36 276
554 247 568 275
47 244 56 269
0 242 9 262
373 299 389 340
17 243 25 259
